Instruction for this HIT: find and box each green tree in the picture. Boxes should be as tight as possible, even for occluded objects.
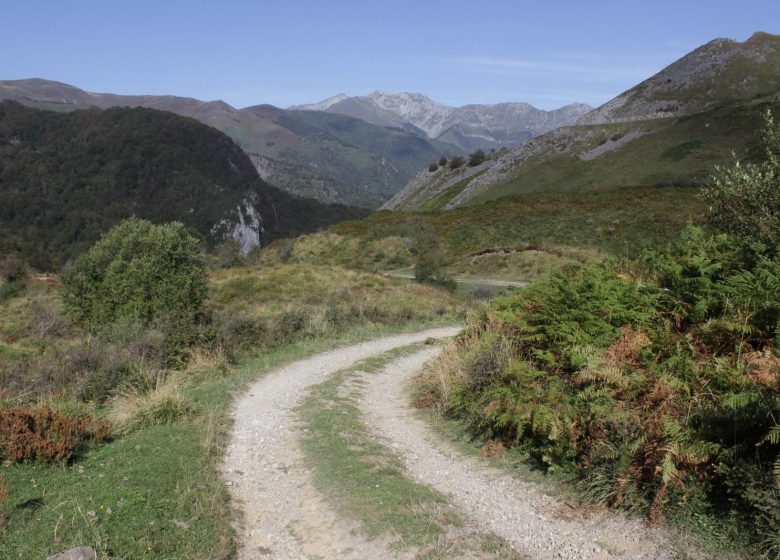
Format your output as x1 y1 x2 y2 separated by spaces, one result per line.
702 109 780 248
61 218 208 330
438 156 448 167
428 162 439 172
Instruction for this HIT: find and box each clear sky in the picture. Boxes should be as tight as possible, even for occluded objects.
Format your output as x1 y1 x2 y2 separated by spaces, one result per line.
2 0 778 110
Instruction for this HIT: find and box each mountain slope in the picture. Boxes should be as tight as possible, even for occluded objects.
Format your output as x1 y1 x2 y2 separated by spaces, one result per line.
0 79 459 208
293 91 592 151
579 31 780 125
0 101 366 269
386 32 780 210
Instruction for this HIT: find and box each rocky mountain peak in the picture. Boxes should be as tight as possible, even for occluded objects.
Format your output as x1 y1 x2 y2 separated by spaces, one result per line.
294 91 591 151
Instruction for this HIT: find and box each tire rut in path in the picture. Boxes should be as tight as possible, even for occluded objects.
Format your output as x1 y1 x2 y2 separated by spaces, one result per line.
221 327 460 560
359 347 689 560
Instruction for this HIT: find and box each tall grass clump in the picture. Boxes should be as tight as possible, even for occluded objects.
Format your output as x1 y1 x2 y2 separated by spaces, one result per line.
111 377 198 433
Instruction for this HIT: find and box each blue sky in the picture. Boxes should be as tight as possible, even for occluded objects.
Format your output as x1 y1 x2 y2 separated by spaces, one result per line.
2 0 778 110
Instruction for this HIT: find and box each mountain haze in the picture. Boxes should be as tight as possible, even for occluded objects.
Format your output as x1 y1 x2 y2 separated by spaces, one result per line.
292 91 592 151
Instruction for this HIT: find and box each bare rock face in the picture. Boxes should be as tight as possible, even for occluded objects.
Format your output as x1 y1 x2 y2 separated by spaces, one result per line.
46 547 97 560
294 91 592 152
210 198 264 254
578 32 780 125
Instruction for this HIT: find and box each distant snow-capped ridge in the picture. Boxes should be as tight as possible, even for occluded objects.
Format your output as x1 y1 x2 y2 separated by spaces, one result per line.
291 91 592 151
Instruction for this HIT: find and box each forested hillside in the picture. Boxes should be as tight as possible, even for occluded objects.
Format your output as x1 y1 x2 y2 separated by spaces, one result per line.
0 101 366 269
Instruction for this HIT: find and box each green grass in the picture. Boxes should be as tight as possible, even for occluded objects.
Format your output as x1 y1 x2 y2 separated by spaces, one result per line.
418 171 486 212
467 101 780 206
334 185 704 258
0 318 459 559
298 345 450 547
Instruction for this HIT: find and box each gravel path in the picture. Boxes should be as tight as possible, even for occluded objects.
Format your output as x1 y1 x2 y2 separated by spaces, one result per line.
360 347 686 560
221 327 460 560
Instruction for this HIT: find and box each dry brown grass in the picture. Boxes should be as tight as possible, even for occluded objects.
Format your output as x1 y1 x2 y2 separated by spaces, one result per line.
744 349 780 390
478 440 505 458
110 376 197 432
416 330 486 407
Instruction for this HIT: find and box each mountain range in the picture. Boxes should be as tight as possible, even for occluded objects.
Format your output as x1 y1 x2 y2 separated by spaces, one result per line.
385 31 780 211
292 91 592 152
0 79 461 208
0 81 589 209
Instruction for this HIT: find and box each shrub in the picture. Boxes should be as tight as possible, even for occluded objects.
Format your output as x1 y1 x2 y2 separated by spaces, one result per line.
0 405 111 463
0 254 28 302
61 217 208 331
216 238 243 269
448 156 465 169
438 156 448 167
408 219 456 290
468 150 486 166
438 252 780 553
428 162 439 172
0 254 27 283
217 311 267 357
702 110 780 249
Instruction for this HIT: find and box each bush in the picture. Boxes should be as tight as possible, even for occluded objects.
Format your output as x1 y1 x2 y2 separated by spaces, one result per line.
0 254 28 302
0 254 27 283
702 110 780 249
0 405 111 463
448 156 466 169
440 252 779 553
408 219 456 290
61 217 208 331
428 162 439 172
438 156 448 167
217 311 267 357
216 238 243 269
468 150 486 166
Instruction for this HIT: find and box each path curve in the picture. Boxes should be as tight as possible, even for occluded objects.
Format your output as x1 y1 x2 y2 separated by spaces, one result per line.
222 327 460 560
360 348 688 560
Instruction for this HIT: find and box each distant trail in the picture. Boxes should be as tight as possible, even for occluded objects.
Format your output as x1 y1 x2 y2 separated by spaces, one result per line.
221 327 460 560
384 271 528 288
359 349 697 560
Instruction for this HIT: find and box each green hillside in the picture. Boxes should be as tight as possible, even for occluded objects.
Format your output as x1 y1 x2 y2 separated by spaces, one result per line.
387 32 780 212
0 101 366 269
256 108 460 207
469 100 780 206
